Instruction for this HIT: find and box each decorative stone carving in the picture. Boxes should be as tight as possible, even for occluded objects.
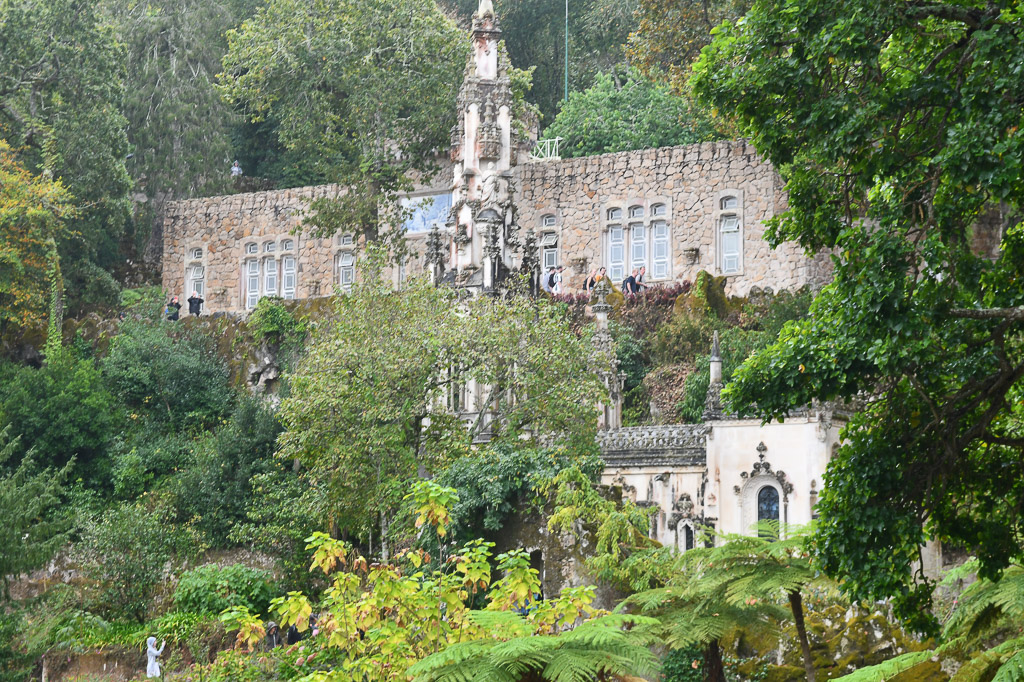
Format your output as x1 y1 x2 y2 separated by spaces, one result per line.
478 96 502 161
734 441 794 496
598 425 708 452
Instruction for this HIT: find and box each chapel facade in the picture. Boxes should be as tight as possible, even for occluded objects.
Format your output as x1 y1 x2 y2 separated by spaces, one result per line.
160 1 849 551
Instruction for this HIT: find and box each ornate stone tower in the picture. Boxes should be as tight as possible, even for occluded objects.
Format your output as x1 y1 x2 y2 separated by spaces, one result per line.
444 0 523 292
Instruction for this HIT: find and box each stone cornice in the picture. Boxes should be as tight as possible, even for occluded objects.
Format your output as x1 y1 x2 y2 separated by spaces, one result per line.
599 424 708 468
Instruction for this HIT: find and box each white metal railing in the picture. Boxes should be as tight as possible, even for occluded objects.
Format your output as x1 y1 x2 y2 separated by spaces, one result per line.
529 137 562 162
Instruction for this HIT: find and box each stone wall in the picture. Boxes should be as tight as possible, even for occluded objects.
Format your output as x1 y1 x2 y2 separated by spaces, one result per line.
161 141 833 313
516 140 833 296
162 184 345 312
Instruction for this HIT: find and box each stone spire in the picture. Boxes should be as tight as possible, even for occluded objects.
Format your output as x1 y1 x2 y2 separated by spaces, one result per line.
445 0 521 293
591 277 623 430
703 331 724 421
709 330 722 383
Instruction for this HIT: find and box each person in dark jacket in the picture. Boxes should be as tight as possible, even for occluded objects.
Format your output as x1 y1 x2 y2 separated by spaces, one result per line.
622 269 639 295
165 296 182 321
264 621 282 650
187 290 204 316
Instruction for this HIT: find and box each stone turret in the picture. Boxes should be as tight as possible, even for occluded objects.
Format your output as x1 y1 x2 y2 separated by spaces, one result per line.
446 0 522 293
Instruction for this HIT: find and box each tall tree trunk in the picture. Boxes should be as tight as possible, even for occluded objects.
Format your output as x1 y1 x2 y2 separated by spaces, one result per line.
703 640 726 682
788 589 816 682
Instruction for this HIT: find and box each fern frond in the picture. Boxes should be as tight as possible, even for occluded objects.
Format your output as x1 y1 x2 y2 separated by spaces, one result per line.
991 649 1024 682
831 650 935 682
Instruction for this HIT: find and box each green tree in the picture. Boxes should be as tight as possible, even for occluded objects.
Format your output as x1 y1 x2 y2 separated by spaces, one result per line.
0 140 73 339
219 0 467 241
75 501 198 622
103 320 234 430
171 396 282 543
691 0 1024 628
100 0 245 259
0 426 68 600
0 0 132 311
0 355 116 482
627 0 750 93
278 251 606 557
543 68 721 157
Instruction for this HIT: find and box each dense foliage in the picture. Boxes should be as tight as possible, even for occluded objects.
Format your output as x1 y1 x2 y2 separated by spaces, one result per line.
0 140 73 337
279 251 606 555
174 564 277 617
0 0 132 311
692 0 1024 628
0 353 116 482
543 68 722 157
103 320 233 430
219 0 467 241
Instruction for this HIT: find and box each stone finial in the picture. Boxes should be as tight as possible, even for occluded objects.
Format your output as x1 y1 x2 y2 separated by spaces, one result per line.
476 0 495 18
709 330 722 384
591 276 613 315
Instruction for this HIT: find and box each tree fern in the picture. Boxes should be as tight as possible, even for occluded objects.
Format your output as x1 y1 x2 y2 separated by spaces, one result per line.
409 614 657 682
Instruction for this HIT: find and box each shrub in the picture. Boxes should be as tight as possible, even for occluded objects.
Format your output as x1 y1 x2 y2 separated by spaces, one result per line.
76 502 206 622
174 564 277 617
650 311 721 367
170 397 282 543
662 646 705 682
103 321 233 431
247 296 306 349
437 443 603 541
0 355 116 482
110 430 196 499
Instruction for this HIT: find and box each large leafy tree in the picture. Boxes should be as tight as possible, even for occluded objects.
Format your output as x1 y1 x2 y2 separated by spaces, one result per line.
0 140 72 339
542 68 722 157
277 251 606 557
100 0 245 260
445 0 640 124
691 0 1024 628
0 0 131 310
219 0 467 240
627 0 750 92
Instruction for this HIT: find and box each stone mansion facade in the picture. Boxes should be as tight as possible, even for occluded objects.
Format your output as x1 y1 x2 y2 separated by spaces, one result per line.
161 0 863 562
161 140 833 313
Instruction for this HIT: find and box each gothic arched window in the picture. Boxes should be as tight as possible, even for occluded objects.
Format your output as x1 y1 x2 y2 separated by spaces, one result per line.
757 486 780 539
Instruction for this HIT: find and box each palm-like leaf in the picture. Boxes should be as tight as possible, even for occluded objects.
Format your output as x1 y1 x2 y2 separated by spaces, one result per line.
409 614 658 682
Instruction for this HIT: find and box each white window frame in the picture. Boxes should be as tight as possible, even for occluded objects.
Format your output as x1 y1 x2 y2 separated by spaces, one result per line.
263 257 278 295
245 259 260 309
540 231 558 270
282 256 297 299
541 214 557 228
630 223 646 273
264 241 276 253
605 200 672 283
715 191 744 275
190 248 203 260
652 221 670 280
338 252 355 291
188 264 205 298
607 225 626 282
282 239 295 251
245 243 258 255
720 216 741 274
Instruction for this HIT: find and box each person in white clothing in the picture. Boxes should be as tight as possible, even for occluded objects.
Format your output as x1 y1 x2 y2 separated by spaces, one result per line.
146 636 165 678
552 266 564 294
